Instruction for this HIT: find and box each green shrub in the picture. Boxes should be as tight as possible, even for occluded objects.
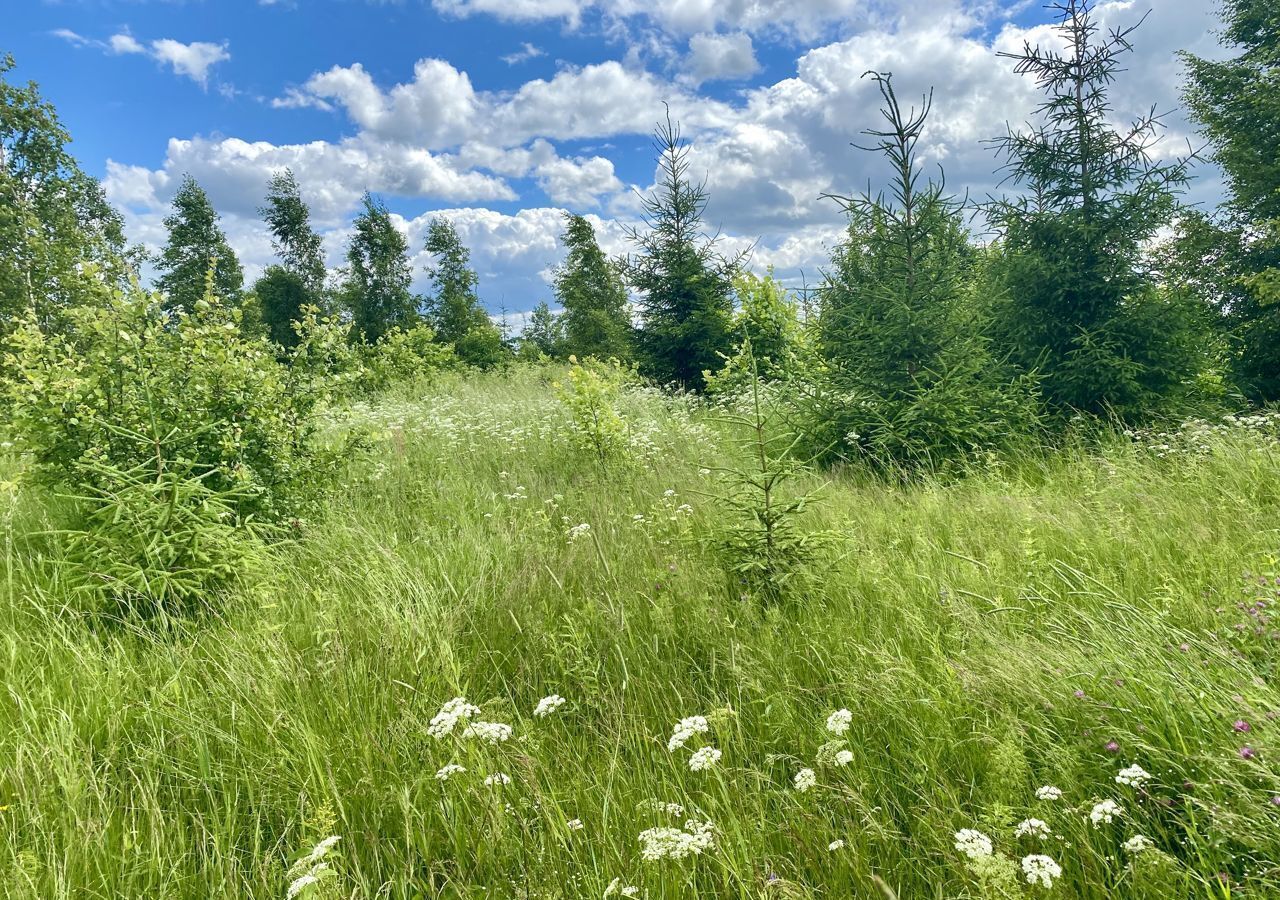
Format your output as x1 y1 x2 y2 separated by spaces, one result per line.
553 356 631 469
358 323 454 394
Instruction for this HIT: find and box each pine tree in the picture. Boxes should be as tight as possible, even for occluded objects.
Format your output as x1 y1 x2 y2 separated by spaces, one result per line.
156 174 243 315
554 213 631 360
1181 0 1280 400
1 54 131 331
260 169 326 293
342 192 417 344
423 216 504 367
986 0 1202 419
620 110 738 391
820 71 1036 468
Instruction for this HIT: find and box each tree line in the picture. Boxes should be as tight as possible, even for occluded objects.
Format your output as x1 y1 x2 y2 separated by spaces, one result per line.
2 0 1277 467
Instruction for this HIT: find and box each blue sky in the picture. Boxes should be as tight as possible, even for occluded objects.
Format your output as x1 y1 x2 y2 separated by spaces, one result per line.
7 0 1225 315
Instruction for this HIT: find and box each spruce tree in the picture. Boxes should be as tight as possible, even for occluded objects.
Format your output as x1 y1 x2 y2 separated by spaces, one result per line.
820 72 1035 468
155 174 243 315
342 192 417 344
554 213 631 360
620 110 738 391
423 217 504 367
986 0 1201 419
1 55 131 330
1181 0 1280 400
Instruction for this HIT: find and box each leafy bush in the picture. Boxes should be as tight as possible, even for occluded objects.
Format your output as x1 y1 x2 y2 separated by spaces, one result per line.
553 356 632 469
358 324 454 394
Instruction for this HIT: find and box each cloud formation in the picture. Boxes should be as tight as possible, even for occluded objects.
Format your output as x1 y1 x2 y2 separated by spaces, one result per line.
52 28 230 87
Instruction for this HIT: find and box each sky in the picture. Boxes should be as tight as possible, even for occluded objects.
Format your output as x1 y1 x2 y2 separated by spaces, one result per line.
7 0 1227 317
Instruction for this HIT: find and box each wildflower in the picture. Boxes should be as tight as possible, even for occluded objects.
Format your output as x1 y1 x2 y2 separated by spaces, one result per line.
834 749 853 767
462 721 513 744
1116 764 1152 788
535 694 566 717
604 878 640 898
1035 785 1063 801
826 708 853 735
1021 854 1062 888
1123 835 1154 854
484 773 512 786
287 865 328 899
793 768 817 792
428 697 481 739
1090 799 1123 826
567 818 584 831
435 763 466 781
828 839 845 851
1015 818 1051 839
637 820 715 861
954 829 993 859
642 800 684 817
1240 746 1257 760
1234 719 1251 733
689 747 722 772
667 715 709 751
1105 740 1120 754
567 523 592 541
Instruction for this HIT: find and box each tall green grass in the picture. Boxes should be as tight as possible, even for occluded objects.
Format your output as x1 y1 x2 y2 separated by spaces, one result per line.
1 368 1277 898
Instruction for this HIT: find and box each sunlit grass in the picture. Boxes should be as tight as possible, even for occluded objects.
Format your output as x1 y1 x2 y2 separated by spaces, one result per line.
1 367 1278 898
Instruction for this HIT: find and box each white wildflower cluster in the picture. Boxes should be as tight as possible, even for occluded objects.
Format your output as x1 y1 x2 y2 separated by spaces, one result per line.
1127 412 1280 458
286 835 340 900
566 818 584 831
641 800 684 817
1089 799 1123 826
1015 818 1051 839
604 877 641 898
534 694 566 717
637 820 716 861
428 697 481 739
826 708 853 735
1123 834 1154 854
1021 854 1062 888
435 763 466 781
462 721 513 744
793 768 817 793
566 522 592 542
688 746 722 772
834 749 853 767
828 839 845 851
1035 785 1063 801
667 715 709 751
1115 764 1152 788
954 829 994 860
484 772 512 786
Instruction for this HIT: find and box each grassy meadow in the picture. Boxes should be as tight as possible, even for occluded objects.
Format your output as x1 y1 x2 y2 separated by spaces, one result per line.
2 367 1279 898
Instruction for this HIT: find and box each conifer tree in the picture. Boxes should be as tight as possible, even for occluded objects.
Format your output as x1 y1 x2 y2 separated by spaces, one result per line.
620 110 738 391
1181 0 1280 400
554 213 631 360
820 72 1036 467
1 55 131 330
342 192 417 344
155 174 243 315
986 0 1202 419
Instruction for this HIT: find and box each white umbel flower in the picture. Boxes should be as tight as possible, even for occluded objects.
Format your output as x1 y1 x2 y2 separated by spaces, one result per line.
535 694 566 717
667 715 709 752
435 763 466 781
637 820 715 861
484 772 512 786
428 697 481 739
688 746 722 772
567 818 584 831
1115 764 1152 788
1015 818 1051 839
954 829 994 859
834 749 853 767
793 768 817 792
1021 854 1062 888
1123 834 1154 854
1035 785 1063 801
828 839 845 851
462 721 513 744
826 708 853 735
1089 799 1123 826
